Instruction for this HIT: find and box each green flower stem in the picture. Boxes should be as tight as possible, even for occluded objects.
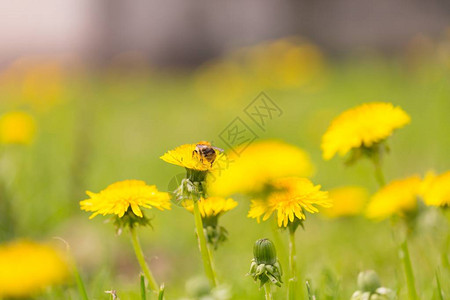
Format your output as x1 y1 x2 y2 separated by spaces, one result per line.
129 226 159 294
374 163 386 187
288 227 298 300
370 145 386 187
207 242 219 282
193 200 217 287
264 284 273 300
400 240 418 300
271 219 288 272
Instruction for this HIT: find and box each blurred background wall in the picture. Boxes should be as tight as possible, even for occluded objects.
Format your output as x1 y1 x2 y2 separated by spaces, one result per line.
1 0 450 67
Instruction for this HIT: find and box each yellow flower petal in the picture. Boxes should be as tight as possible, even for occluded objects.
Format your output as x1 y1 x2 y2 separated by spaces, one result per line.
322 186 368 218
420 170 450 207
321 102 410 160
209 140 314 197
161 143 224 171
0 111 36 145
80 180 171 219
248 177 331 227
183 196 237 217
0 240 68 298
366 175 421 220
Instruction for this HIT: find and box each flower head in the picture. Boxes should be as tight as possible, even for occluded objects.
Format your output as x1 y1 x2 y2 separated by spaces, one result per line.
248 177 331 227
182 196 238 218
322 186 368 218
420 171 450 207
0 111 36 145
321 102 410 160
80 180 171 220
209 140 314 197
366 175 421 220
0 240 68 298
160 142 224 172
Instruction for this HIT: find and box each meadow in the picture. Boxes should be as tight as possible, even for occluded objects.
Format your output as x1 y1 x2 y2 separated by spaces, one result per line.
0 37 449 299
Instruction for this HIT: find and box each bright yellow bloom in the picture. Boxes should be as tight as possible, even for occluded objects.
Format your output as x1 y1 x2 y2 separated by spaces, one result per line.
322 186 368 218
0 240 68 298
0 111 36 145
183 196 238 217
420 171 450 206
209 140 314 197
160 142 224 171
321 102 410 160
366 175 421 220
80 180 171 219
248 177 331 227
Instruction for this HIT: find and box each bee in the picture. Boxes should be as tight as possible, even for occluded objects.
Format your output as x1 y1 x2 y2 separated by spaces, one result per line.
193 141 224 166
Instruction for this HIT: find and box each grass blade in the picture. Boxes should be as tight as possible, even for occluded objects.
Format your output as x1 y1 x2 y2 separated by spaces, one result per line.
140 274 146 300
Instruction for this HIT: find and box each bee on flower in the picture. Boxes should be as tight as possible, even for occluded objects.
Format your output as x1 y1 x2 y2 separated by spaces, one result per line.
161 141 226 287
161 141 224 173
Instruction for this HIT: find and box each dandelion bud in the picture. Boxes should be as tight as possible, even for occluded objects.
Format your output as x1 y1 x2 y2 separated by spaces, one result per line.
357 270 381 293
253 239 277 265
248 238 282 288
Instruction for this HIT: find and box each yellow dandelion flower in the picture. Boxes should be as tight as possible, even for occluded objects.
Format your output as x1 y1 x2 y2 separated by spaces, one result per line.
321 102 410 160
80 180 171 219
420 171 450 207
248 177 331 227
366 175 421 220
0 111 36 145
209 140 314 197
322 186 368 218
0 240 68 298
183 196 238 217
160 142 224 172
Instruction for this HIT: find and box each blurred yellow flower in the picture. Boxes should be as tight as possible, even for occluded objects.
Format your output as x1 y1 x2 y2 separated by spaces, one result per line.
0 111 36 145
161 142 224 172
80 180 171 219
1 58 66 111
366 175 421 220
183 196 238 217
208 140 314 197
420 171 450 207
321 102 410 160
194 59 248 107
0 240 68 298
322 186 368 218
247 38 325 90
248 177 331 227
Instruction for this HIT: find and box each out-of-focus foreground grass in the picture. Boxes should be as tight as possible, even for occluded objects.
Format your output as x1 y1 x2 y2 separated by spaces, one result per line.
0 37 449 299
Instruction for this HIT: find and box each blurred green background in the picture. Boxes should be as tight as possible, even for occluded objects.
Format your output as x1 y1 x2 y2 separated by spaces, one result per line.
0 35 449 298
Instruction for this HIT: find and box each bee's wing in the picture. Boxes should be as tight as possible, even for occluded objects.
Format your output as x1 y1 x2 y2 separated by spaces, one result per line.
212 146 224 152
